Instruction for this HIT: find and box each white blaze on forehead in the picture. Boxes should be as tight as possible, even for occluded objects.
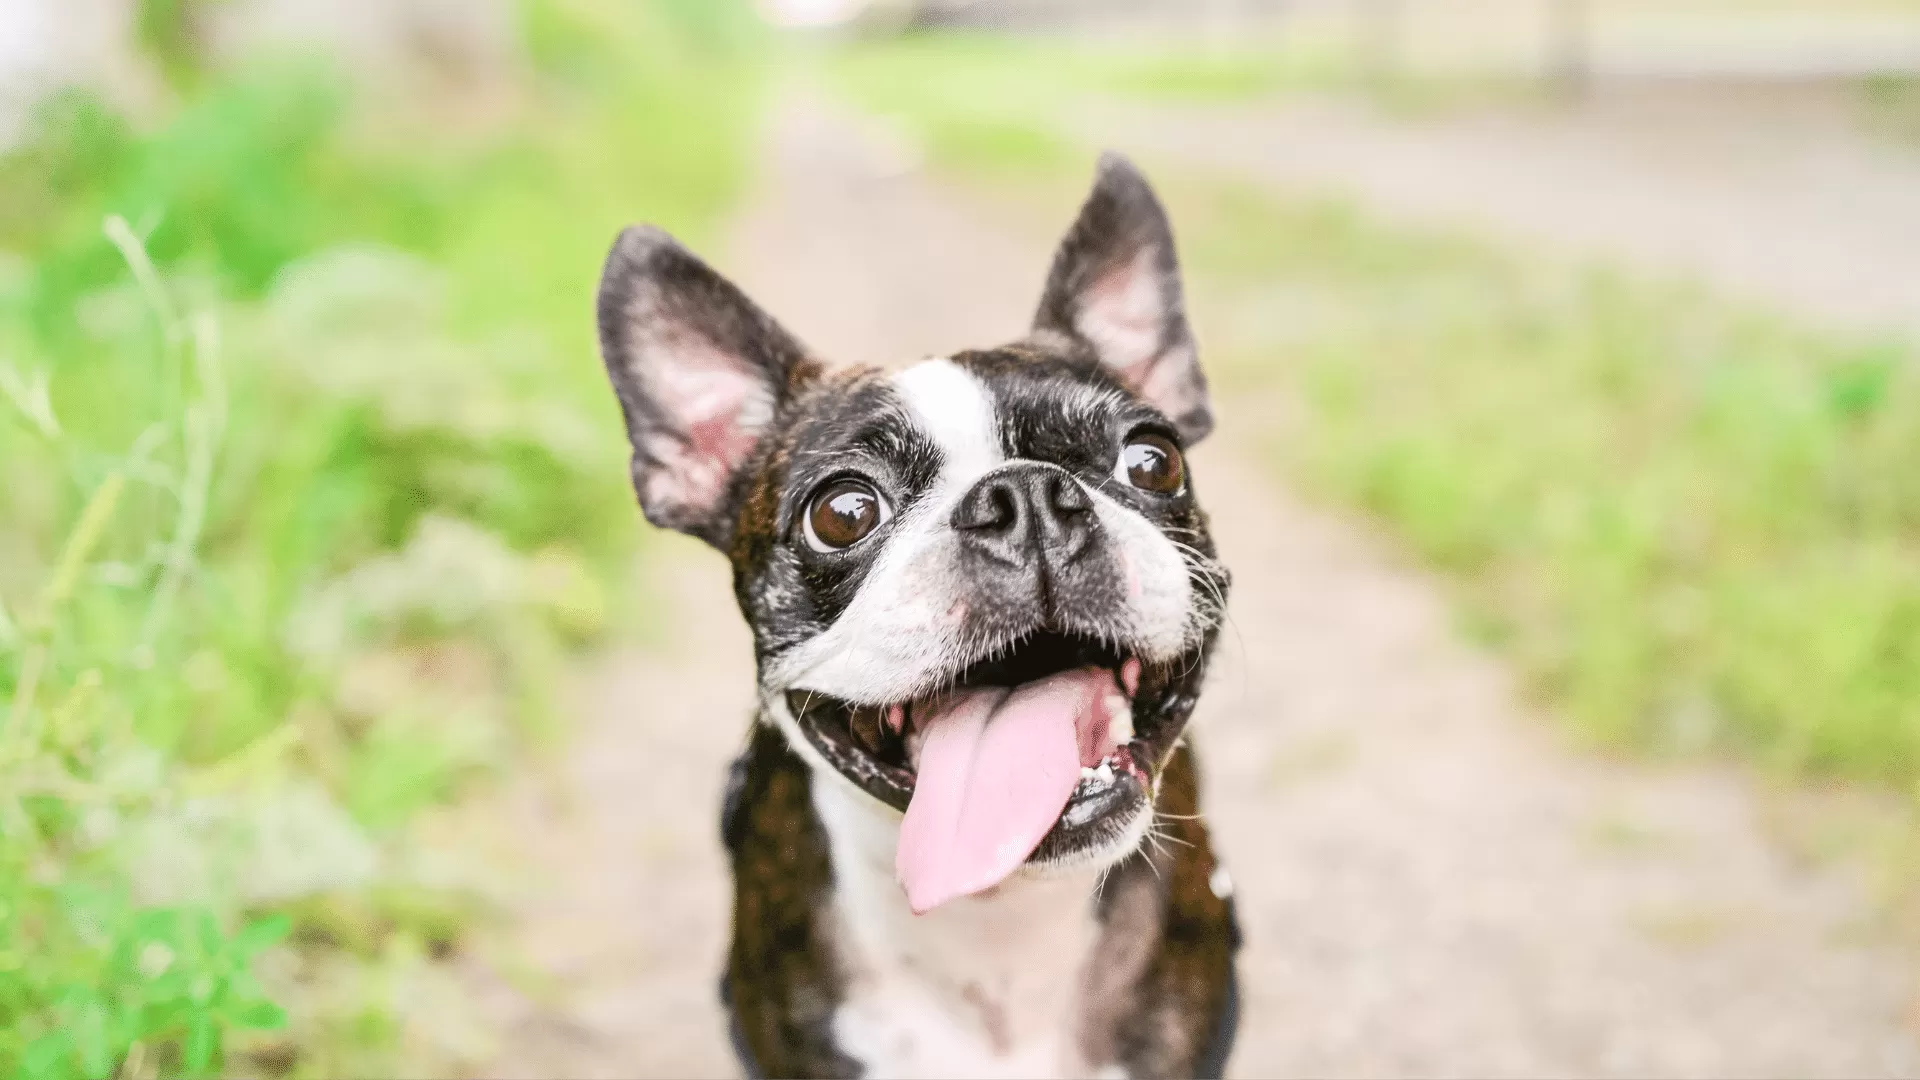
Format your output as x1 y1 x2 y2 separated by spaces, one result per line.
891 357 1003 486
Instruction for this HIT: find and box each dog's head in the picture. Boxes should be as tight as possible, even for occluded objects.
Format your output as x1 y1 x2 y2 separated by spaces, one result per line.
597 155 1227 912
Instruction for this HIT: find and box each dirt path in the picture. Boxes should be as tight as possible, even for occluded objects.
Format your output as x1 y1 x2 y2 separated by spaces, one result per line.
461 96 1920 1078
1075 87 1920 338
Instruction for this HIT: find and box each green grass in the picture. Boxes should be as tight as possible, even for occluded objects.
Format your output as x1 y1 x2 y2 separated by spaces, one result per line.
835 37 1920 799
1861 74 1920 144
829 32 1344 173
0 3 763 1077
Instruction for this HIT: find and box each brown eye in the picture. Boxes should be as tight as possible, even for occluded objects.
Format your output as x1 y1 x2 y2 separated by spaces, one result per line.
804 480 889 551
1119 434 1185 495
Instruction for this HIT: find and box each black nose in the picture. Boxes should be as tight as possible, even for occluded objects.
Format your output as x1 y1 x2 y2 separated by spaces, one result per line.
951 462 1096 567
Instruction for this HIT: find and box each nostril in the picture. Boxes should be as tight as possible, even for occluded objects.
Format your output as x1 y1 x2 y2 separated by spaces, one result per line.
953 479 1023 533
952 465 1092 542
989 487 1019 528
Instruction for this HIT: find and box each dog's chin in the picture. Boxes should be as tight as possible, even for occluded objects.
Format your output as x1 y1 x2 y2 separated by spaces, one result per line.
1021 790 1156 880
781 627 1194 878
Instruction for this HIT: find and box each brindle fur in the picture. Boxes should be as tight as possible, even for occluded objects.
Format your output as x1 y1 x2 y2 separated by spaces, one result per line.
721 721 860 1079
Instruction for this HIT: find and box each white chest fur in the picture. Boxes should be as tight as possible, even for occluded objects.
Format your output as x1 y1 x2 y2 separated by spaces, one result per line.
812 778 1123 1080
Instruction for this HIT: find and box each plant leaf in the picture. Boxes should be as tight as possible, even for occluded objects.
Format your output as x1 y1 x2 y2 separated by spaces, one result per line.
0 361 61 439
19 1030 76 1080
228 997 288 1031
183 1013 217 1074
229 914 291 958
71 996 112 1080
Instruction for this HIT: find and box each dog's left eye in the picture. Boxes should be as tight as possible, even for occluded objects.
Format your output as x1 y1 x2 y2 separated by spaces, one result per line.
803 479 891 552
1117 433 1185 495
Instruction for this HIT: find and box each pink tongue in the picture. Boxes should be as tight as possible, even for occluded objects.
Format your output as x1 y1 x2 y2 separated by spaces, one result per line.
895 668 1108 914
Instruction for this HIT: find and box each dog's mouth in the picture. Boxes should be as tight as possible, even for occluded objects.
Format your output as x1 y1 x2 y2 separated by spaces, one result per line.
787 629 1187 911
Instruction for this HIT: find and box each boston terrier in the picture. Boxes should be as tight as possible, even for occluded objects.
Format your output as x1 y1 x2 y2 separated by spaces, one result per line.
595 154 1238 1079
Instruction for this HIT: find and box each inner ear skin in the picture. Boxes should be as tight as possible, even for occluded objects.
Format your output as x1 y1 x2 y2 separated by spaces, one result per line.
596 226 825 550
1031 154 1215 446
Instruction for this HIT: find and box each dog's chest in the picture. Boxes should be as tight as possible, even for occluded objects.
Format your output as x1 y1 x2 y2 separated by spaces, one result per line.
831 885 1118 1079
817 787 1120 1079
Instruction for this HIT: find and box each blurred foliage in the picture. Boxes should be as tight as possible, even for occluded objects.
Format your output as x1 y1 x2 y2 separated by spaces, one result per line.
830 32 1340 175
132 0 219 90
839 37 1920 799
830 26 1571 138
0 1 763 1076
1861 74 1920 143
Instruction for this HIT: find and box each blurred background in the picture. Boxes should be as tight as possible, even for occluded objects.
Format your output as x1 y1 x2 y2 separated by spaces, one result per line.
5 1 1920 1077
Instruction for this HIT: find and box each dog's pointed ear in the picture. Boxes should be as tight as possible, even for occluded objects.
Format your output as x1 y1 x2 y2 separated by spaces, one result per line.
1032 153 1212 444
597 225 815 549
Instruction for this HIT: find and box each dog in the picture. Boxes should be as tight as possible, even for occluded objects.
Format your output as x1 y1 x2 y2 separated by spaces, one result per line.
595 153 1238 1079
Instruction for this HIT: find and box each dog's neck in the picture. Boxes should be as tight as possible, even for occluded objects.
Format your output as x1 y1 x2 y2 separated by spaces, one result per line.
810 772 1114 1078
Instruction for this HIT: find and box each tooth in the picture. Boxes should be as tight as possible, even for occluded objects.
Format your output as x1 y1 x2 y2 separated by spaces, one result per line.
1079 766 1098 781
885 703 906 734
1121 657 1142 697
1106 691 1134 748
1095 761 1114 784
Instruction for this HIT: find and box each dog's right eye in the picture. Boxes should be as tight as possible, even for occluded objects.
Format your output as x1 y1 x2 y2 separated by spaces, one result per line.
803 479 890 552
1118 433 1185 495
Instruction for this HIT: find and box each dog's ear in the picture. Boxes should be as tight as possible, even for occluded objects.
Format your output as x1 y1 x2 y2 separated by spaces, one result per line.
1032 153 1212 444
597 225 814 549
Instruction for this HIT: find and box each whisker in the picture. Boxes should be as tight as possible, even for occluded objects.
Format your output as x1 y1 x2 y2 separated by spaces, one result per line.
1148 826 1195 850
